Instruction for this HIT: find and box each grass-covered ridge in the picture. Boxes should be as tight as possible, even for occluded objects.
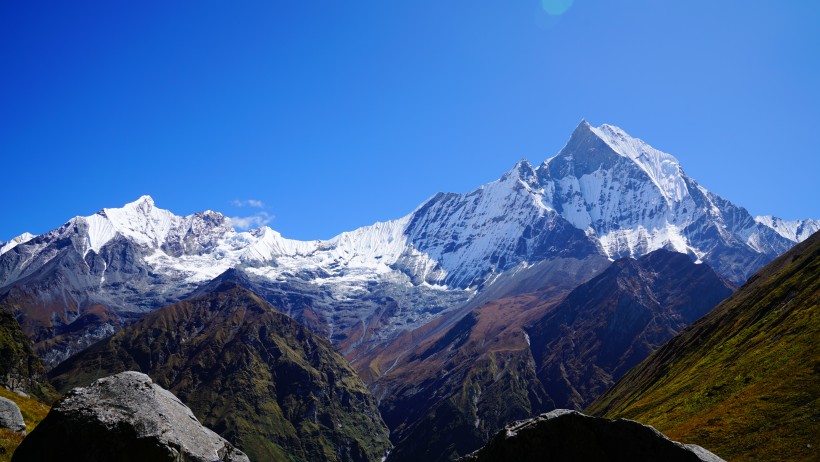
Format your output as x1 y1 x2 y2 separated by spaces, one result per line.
588 231 820 461
0 387 50 462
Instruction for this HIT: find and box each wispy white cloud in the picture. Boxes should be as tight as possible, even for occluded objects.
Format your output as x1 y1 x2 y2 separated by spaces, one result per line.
230 211 274 230
232 199 266 208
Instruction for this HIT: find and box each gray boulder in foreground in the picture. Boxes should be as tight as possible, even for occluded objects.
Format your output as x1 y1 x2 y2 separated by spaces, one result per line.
0 396 25 434
12 371 248 462
459 409 724 462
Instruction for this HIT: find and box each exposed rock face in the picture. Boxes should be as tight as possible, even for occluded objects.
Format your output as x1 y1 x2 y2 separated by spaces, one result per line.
0 306 57 402
0 397 25 434
459 409 724 462
48 279 392 462
12 371 248 462
526 249 735 410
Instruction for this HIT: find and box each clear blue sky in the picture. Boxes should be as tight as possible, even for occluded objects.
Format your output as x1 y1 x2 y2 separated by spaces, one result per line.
2 1 818 241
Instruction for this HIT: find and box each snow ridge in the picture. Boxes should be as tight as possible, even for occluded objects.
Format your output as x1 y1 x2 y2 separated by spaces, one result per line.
0 232 37 255
754 216 820 243
2 121 813 294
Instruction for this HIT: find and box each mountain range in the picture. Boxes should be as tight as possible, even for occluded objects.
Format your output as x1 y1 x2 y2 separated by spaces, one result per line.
1 120 817 461
1 121 814 370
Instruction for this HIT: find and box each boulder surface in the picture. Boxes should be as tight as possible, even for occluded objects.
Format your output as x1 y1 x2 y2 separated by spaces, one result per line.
12 371 248 462
459 409 724 462
0 396 25 434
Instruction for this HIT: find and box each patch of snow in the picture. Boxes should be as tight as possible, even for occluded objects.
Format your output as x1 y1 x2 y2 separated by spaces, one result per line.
755 215 820 243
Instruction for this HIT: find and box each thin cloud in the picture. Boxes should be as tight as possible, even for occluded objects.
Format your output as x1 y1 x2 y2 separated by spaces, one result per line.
230 212 274 230
232 199 266 208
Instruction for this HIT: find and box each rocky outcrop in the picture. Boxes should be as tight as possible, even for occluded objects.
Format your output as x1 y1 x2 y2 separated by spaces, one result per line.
12 371 248 462
0 397 25 434
459 409 723 462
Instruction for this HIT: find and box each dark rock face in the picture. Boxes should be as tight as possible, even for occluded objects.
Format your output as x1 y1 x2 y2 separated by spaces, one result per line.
459 409 724 462
48 282 392 462
0 306 57 402
526 249 734 409
0 397 25 434
12 371 248 462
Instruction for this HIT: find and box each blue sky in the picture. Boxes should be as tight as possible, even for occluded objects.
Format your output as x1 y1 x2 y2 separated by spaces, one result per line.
1 1 818 241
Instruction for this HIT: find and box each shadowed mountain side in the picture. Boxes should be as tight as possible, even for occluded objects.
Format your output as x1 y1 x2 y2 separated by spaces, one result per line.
364 257 609 462
354 256 610 383
527 249 735 410
367 251 732 461
0 305 57 403
376 290 564 462
588 231 820 462
48 281 391 462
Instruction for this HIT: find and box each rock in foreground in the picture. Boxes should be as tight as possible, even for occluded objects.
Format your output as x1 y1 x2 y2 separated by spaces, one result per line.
0 396 25 434
12 371 248 462
459 409 723 462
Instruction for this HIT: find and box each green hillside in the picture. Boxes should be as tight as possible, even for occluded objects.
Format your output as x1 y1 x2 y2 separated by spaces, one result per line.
49 280 391 462
588 232 820 461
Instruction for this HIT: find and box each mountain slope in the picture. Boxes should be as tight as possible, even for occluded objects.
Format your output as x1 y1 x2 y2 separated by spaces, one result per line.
535 121 802 283
371 257 608 462
0 305 56 403
48 279 391 462
527 249 734 409
1 122 813 369
366 250 731 461
588 231 820 462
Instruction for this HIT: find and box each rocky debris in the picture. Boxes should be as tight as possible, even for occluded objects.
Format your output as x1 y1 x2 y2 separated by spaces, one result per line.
0 396 25 434
459 409 724 462
12 371 248 462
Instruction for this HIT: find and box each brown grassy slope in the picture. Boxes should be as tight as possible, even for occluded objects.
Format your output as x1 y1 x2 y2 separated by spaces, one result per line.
588 231 820 462
0 387 49 462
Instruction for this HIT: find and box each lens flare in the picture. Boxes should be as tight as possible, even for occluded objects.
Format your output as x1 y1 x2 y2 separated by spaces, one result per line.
541 0 575 15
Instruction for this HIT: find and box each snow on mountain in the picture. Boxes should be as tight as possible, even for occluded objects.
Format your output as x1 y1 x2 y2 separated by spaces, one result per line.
1 120 814 367
532 120 805 282
4 121 802 295
754 215 820 243
403 160 599 287
0 232 36 255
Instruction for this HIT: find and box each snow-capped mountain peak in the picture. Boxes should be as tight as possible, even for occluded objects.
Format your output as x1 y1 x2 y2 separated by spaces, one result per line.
593 123 688 202
0 232 37 255
73 195 189 254
1 121 815 369
754 215 820 243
